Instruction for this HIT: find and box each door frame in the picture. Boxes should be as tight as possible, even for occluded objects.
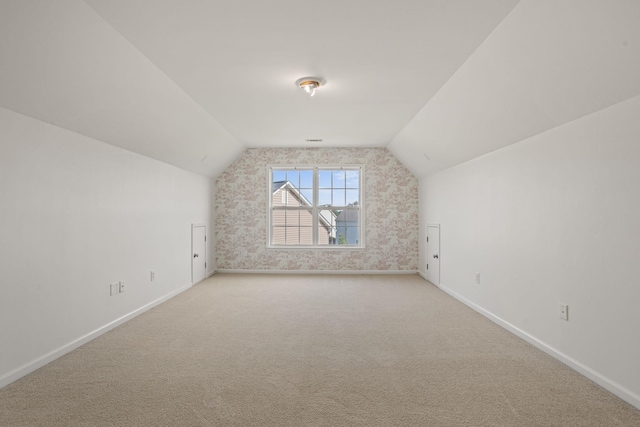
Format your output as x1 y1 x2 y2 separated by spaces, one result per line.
191 223 207 284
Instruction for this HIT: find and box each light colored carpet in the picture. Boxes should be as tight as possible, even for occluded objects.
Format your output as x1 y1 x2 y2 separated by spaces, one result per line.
1 274 639 426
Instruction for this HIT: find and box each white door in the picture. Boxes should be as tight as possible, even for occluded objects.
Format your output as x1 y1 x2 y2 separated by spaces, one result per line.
427 224 440 285
192 224 206 284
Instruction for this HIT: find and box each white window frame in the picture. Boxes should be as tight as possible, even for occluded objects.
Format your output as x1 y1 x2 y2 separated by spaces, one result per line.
267 164 364 249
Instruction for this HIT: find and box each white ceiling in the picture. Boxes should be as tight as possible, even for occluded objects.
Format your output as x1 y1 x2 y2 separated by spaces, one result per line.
1 0 639 178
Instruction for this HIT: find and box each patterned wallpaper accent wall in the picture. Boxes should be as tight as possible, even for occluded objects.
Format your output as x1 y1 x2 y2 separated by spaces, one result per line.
215 148 418 271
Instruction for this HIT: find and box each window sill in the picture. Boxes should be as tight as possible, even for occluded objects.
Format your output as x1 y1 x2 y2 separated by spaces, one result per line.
267 245 365 251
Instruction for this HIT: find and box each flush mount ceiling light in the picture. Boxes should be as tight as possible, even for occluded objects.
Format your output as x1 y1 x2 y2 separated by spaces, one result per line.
296 77 325 96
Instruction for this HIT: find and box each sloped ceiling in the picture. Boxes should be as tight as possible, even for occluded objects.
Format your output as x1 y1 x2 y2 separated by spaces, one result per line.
388 0 640 176
1 1 639 178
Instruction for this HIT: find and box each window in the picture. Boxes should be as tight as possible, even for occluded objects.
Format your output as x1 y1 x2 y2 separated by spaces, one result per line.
269 165 363 248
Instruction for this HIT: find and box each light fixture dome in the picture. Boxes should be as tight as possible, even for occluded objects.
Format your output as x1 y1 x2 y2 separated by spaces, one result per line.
296 77 325 96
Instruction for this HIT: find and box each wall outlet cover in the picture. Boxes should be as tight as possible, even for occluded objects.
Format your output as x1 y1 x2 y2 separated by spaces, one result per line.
560 304 569 321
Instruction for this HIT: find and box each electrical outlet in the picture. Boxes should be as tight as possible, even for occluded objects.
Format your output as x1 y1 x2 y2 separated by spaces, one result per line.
150 271 155 282
110 282 119 296
475 273 480 284
119 281 125 293
559 304 569 321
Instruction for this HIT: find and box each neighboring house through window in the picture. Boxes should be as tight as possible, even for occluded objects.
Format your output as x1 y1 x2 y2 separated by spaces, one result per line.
336 208 359 244
269 166 363 248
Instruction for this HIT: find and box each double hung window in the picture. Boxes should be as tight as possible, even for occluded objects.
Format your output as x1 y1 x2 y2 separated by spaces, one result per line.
269 166 363 248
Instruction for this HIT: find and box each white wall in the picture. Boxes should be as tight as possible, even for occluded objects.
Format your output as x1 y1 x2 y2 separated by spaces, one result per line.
419 95 640 409
0 107 213 387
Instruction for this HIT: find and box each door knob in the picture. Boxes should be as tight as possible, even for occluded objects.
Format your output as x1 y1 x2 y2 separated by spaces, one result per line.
433 254 439 259
194 253 199 258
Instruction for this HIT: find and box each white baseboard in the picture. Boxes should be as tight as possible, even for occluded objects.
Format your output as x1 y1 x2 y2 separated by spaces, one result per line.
430 279 640 411
0 282 192 390
215 269 418 275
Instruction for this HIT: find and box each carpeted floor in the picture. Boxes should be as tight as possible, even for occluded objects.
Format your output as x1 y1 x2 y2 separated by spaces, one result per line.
1 274 639 426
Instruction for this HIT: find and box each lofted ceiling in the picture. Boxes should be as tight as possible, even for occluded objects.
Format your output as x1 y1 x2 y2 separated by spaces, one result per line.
1 0 639 178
